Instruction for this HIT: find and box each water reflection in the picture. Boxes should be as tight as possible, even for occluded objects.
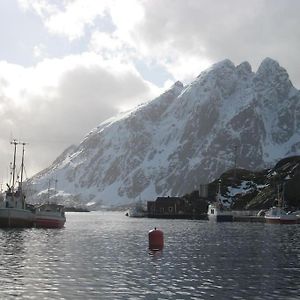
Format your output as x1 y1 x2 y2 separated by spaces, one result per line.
0 212 299 299
0 229 26 298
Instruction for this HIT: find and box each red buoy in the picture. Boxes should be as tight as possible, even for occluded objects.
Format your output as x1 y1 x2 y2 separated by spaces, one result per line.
148 227 164 251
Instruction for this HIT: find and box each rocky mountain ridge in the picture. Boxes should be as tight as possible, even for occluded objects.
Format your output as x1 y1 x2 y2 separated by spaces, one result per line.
29 58 300 207
206 155 300 210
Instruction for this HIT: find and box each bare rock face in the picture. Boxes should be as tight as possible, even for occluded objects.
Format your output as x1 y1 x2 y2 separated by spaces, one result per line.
30 58 300 206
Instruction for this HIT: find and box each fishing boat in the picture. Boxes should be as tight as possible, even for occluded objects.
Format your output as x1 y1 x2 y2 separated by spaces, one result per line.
34 203 66 228
265 206 298 224
265 184 299 224
0 141 34 228
207 181 233 222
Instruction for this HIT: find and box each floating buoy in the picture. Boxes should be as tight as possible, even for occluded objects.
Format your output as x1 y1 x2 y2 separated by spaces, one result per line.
148 227 164 251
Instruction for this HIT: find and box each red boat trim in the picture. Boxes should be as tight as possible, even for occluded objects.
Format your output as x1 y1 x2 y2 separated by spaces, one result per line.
34 218 65 228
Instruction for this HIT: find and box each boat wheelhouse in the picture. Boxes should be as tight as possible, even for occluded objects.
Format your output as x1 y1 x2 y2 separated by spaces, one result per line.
34 203 66 228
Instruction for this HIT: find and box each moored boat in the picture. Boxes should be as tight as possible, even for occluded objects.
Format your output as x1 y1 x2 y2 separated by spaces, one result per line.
126 199 147 217
34 203 66 228
0 141 34 228
265 206 298 224
265 184 299 224
0 194 34 228
207 180 233 222
127 206 147 217
207 202 233 222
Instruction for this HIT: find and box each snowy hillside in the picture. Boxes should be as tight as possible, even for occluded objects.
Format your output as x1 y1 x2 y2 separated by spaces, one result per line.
29 58 300 207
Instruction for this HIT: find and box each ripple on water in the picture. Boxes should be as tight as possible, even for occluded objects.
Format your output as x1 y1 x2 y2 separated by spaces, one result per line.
0 213 299 299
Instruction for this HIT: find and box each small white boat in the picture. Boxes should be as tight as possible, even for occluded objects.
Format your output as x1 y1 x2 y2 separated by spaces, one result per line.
207 181 233 222
207 202 233 222
34 203 66 228
265 207 298 224
127 206 147 217
265 184 299 224
126 199 147 217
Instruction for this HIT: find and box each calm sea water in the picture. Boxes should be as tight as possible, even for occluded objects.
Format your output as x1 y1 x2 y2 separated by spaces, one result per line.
0 211 299 300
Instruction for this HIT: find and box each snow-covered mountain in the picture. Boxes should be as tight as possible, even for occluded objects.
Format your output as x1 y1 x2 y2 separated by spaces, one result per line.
29 58 300 207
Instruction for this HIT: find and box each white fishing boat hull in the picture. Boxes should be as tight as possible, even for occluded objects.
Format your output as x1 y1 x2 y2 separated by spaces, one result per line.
265 207 299 224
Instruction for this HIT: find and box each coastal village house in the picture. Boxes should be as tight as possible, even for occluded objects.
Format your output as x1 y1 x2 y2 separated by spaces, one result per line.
147 193 208 219
147 197 186 218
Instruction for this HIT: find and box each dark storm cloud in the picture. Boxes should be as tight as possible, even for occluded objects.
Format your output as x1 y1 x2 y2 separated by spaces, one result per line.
136 0 300 87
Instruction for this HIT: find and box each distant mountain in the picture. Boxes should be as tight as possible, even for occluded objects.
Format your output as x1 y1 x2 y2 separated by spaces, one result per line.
29 58 300 207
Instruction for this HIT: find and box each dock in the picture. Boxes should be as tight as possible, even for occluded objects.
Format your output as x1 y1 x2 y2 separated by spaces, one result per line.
231 210 266 223
233 216 265 223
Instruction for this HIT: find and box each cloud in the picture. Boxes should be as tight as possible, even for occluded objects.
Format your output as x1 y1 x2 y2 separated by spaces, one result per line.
0 53 159 180
18 1 300 87
44 1 107 40
131 0 300 86
18 0 109 40
33 43 47 58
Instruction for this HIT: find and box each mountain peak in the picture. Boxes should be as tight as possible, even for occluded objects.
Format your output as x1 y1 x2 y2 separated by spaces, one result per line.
163 80 184 98
255 57 291 93
237 61 252 74
173 80 184 88
211 59 235 71
257 57 282 75
196 59 235 81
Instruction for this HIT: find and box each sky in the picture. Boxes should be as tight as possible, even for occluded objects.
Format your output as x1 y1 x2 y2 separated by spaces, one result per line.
0 0 300 185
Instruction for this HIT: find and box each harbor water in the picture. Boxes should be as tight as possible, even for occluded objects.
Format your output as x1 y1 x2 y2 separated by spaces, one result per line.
0 211 299 299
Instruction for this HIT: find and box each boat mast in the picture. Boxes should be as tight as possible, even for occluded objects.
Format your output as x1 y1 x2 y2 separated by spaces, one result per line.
281 182 287 209
217 179 221 203
10 139 18 192
277 184 282 208
233 145 238 180
54 179 58 193
48 179 51 202
20 142 26 191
